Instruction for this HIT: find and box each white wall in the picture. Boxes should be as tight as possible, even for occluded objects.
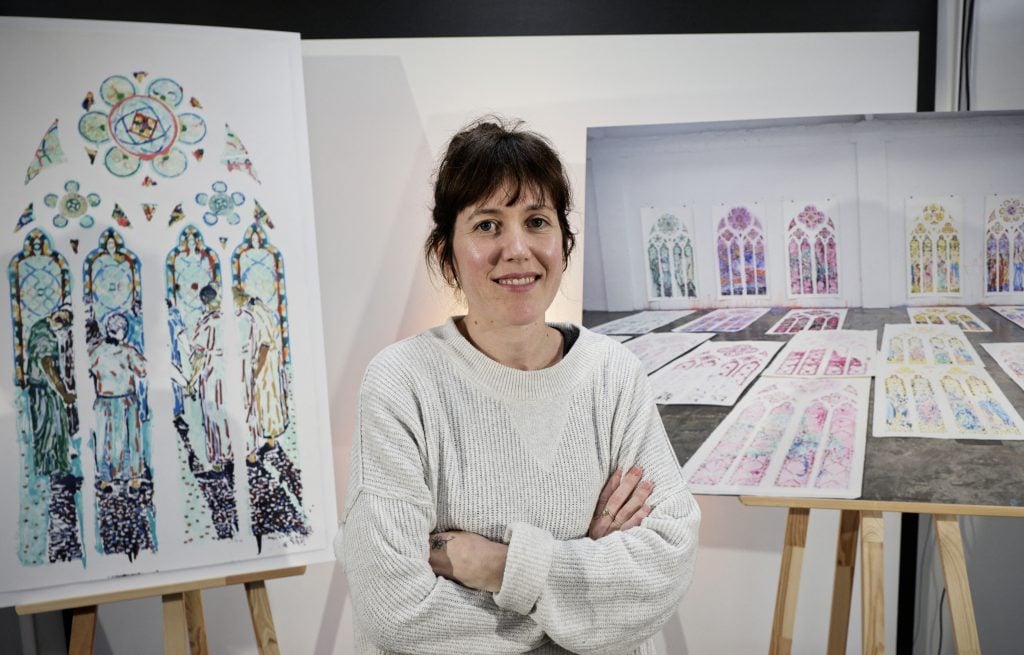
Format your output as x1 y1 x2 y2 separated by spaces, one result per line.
22 31 918 654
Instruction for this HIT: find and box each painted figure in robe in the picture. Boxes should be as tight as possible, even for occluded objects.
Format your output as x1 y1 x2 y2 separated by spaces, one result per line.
187 284 233 469
26 309 77 476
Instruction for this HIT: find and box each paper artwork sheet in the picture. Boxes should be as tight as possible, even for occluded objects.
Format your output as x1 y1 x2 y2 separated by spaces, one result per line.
881 324 982 367
714 203 768 298
641 206 697 301
873 365 1024 439
906 196 963 297
907 307 991 333
681 377 868 498
648 340 783 406
672 308 769 333
590 310 694 335
0 18 336 607
762 330 875 378
622 332 715 375
983 195 1024 295
784 200 840 297
989 306 1024 331
980 343 1024 393
765 308 847 335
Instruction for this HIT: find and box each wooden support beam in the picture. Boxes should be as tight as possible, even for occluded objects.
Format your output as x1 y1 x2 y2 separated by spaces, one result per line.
68 605 98 655
162 593 188 655
183 589 209 655
933 514 981 655
827 509 860 655
245 580 280 655
859 511 885 655
769 507 810 655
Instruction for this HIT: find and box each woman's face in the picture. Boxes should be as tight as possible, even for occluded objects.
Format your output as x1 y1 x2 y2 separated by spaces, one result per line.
452 184 563 330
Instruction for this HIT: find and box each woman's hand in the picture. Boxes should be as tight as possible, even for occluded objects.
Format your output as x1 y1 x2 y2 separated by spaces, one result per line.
588 466 654 539
428 531 508 593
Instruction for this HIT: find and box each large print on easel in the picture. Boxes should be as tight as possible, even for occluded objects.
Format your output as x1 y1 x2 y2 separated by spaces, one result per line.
0 18 336 607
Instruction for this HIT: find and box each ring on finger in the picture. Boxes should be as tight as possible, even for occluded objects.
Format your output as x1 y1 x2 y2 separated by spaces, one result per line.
610 520 621 529
597 508 612 519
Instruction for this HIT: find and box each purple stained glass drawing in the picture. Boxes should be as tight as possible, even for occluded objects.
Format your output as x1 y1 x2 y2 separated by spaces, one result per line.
715 205 767 297
984 196 1024 294
785 203 839 297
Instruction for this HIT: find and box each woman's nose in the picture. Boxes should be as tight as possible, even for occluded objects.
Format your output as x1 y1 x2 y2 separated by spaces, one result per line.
500 225 530 260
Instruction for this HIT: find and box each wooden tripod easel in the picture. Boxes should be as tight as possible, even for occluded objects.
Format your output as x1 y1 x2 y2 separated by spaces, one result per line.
16 565 305 655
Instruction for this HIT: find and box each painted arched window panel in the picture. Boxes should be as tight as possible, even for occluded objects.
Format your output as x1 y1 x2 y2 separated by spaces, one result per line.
232 222 308 551
84 229 155 559
984 195 1024 295
682 377 869 498
640 207 697 302
906 197 963 297
9 229 84 565
784 201 840 298
714 204 767 298
165 225 239 543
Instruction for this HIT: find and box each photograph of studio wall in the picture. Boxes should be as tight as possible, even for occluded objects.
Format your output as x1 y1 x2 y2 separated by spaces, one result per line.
583 110 1024 655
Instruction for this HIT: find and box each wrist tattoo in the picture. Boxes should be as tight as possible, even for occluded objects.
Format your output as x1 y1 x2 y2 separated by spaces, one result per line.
430 535 454 551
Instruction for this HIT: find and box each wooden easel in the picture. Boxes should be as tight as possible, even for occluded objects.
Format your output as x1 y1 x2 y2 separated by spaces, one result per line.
15 565 305 655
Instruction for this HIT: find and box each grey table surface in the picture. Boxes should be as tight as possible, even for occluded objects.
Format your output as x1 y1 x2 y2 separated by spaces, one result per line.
582 306 1024 509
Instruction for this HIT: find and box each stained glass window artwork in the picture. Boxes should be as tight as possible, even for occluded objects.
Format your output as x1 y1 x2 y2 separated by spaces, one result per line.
591 310 695 335
881 324 982 367
907 307 990 333
906 197 963 296
762 330 875 378
672 307 769 333
25 118 66 184
682 377 869 498
984 195 1024 294
622 332 715 375
990 306 1024 330
648 340 783 406
980 343 1024 393
784 201 839 297
765 308 847 335
873 365 1024 439
641 206 697 300
714 204 768 297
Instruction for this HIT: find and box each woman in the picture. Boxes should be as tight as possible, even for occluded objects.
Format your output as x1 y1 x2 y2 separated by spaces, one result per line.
338 118 700 653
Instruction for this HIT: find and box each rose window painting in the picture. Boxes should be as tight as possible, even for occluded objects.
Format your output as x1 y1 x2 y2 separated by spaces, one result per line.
715 205 767 297
785 202 839 297
985 196 1024 294
641 207 696 300
906 198 962 296
78 73 207 180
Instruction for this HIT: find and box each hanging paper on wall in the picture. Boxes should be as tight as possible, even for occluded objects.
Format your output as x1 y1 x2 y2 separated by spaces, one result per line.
622 332 714 374
873 364 1024 439
881 323 982 367
990 306 1024 330
672 307 769 333
590 310 694 335
906 307 990 333
648 340 782 405
641 206 697 301
762 330 875 378
983 195 1024 295
905 196 963 297
980 343 1024 393
783 199 840 297
765 308 847 335
714 202 768 298
682 377 868 498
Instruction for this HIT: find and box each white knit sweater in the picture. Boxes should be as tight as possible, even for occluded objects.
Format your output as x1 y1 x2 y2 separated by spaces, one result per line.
337 319 700 654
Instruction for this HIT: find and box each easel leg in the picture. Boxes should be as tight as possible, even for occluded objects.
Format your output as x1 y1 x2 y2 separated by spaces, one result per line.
859 511 885 655
245 580 280 655
933 514 981 655
769 507 810 655
827 509 860 655
68 605 98 655
183 590 209 654
162 593 188 655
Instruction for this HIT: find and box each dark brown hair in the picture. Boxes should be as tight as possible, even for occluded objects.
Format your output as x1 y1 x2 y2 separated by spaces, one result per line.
425 117 575 288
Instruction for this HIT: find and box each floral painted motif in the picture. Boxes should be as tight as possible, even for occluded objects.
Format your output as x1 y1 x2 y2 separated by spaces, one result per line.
715 205 767 297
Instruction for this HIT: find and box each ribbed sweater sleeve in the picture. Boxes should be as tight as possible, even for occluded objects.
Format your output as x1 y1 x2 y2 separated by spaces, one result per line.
340 355 541 653
493 358 700 655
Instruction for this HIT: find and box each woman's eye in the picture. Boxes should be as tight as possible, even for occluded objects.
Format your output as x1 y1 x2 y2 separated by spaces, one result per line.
528 216 550 228
476 220 495 232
